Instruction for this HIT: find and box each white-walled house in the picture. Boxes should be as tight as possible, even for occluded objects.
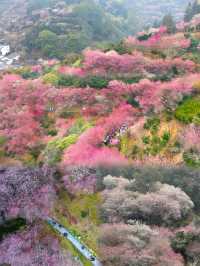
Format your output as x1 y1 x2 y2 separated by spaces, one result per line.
0 45 10 56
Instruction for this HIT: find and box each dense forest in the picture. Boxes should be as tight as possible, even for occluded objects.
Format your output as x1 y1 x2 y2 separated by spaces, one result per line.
0 0 191 59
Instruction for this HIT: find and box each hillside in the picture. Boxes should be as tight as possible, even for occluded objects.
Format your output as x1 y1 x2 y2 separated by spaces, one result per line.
0 0 191 60
100 0 190 26
1 15 200 265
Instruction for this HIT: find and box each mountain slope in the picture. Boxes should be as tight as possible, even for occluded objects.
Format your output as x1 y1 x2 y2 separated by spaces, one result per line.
0 0 191 60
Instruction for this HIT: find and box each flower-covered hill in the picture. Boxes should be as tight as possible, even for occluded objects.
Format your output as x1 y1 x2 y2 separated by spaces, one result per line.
1 21 200 266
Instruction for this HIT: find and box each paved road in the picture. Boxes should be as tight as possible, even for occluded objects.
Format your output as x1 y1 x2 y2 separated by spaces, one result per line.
47 217 102 266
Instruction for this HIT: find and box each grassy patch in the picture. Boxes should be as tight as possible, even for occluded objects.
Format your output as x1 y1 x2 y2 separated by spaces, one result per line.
175 97 200 124
54 191 101 254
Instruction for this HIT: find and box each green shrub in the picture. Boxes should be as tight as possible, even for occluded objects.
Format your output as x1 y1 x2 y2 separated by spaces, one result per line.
62 53 82 66
85 76 109 89
48 134 78 151
104 41 132 55
47 129 58 136
137 33 152 41
161 131 171 145
120 75 142 84
68 118 92 135
171 231 195 256
127 96 140 107
144 117 160 133
171 230 200 263
0 218 26 241
59 109 76 119
57 75 109 89
44 134 78 165
15 67 39 80
0 135 7 158
41 115 56 133
142 136 150 145
57 75 82 87
175 97 200 123
43 119 91 165
183 150 200 167
0 135 7 146
43 72 59 86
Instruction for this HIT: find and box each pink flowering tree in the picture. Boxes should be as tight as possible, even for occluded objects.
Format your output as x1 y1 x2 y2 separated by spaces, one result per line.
0 166 56 223
99 222 184 266
0 224 81 266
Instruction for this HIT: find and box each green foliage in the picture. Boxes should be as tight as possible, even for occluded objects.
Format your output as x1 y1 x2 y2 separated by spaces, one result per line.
41 115 56 133
182 51 200 64
171 231 197 257
15 67 39 80
43 119 91 165
43 72 59 86
126 96 140 108
137 33 152 41
144 117 160 133
175 97 200 124
48 134 78 152
62 53 82 66
73 0 123 42
183 150 200 167
35 30 67 59
184 0 200 22
57 75 82 87
85 76 109 89
24 0 130 59
44 134 78 165
188 38 199 52
0 135 7 146
162 14 176 34
57 75 109 89
104 41 132 55
142 130 171 156
47 129 58 136
59 109 76 119
0 135 7 158
68 118 92 135
120 75 142 84
0 218 26 241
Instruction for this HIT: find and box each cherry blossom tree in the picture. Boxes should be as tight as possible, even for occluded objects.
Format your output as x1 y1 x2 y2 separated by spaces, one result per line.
0 166 56 223
0 224 81 266
99 222 184 266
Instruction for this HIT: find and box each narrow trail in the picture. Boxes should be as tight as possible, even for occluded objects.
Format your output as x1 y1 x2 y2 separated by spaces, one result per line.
47 217 102 266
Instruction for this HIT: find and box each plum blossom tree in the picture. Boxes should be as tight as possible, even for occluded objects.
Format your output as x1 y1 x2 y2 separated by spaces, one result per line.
58 66 85 77
101 176 194 226
99 222 184 266
126 31 191 51
0 166 56 223
0 74 60 154
180 125 200 152
62 104 134 168
0 224 81 266
82 49 195 77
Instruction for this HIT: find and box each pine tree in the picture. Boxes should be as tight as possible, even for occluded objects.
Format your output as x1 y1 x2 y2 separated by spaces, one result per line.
184 0 200 22
162 14 176 34
184 2 193 22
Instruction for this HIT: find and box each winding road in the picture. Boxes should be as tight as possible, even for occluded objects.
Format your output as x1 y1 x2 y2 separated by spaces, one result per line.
47 217 102 266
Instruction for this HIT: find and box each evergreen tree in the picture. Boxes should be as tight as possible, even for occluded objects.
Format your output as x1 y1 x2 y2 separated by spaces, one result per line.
184 0 200 22
162 14 176 34
184 2 193 22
